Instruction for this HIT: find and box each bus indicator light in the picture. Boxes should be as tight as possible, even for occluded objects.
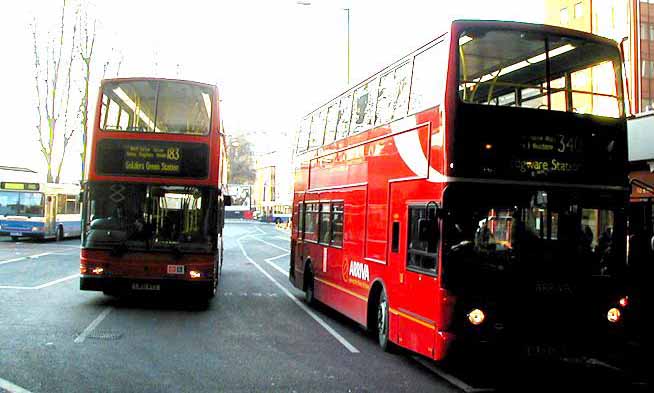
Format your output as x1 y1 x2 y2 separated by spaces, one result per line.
619 296 628 308
607 308 621 323
468 309 485 325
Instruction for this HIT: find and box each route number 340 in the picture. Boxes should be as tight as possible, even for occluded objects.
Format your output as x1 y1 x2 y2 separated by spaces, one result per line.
557 135 583 153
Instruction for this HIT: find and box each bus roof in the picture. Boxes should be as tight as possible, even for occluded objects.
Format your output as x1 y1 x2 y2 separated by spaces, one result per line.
100 77 217 90
301 19 620 119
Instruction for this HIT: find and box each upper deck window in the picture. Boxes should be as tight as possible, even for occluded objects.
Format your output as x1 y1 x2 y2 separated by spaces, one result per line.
101 81 213 135
458 29 623 118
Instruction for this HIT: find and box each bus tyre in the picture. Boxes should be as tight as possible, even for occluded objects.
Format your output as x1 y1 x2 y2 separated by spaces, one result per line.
56 226 64 241
304 266 316 306
10 236 19 242
377 290 394 352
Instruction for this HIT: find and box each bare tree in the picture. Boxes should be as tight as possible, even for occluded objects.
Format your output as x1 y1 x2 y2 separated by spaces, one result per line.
78 3 95 181
32 0 78 183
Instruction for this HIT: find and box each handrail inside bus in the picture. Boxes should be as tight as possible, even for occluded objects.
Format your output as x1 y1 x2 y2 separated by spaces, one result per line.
631 178 654 195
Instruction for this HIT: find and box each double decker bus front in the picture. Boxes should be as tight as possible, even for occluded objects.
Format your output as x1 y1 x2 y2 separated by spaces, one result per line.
80 79 222 297
442 21 628 358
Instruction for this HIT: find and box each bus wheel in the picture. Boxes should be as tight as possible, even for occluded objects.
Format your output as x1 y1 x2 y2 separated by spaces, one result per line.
10 236 19 242
304 266 315 306
377 290 394 352
274 218 281 224
56 226 64 241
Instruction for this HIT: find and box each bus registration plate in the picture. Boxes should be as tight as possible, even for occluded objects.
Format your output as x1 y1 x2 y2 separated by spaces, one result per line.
10 232 21 237
131 283 160 291
167 265 185 274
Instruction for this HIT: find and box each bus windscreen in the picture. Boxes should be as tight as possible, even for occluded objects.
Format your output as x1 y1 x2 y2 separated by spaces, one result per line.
458 29 623 118
100 81 213 134
0 191 44 216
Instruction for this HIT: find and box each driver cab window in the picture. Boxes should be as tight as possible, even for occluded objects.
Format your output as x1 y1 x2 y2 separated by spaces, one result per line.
407 204 439 274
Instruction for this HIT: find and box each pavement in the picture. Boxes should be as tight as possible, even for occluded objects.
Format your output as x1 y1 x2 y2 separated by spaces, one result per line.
0 222 648 393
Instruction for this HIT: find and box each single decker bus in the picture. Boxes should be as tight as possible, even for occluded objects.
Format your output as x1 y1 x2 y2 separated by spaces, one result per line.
80 78 228 299
0 166 81 241
290 20 630 361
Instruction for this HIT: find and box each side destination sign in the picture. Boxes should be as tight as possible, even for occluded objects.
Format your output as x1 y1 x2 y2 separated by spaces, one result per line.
96 139 209 178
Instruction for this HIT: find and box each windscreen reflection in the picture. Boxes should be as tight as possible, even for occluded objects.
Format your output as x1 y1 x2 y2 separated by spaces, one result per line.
444 188 624 281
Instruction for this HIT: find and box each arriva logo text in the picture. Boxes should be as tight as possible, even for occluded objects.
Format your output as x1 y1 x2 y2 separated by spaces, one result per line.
349 260 370 282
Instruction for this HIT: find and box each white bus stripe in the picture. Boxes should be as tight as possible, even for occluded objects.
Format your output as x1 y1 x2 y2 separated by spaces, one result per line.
237 237 359 353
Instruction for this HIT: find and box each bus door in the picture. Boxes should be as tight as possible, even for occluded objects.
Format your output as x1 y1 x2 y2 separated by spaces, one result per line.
388 183 440 358
45 194 57 236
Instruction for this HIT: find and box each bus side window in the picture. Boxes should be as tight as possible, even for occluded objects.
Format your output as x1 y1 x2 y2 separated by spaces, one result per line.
336 93 353 140
57 194 66 214
330 202 343 247
351 77 379 134
407 205 439 274
409 40 447 114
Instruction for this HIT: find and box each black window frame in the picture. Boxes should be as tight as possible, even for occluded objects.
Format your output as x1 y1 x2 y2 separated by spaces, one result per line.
330 201 344 248
406 203 439 276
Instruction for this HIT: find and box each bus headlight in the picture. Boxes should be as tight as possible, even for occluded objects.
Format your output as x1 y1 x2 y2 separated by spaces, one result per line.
31 226 40 232
189 270 202 279
607 308 621 323
468 309 485 325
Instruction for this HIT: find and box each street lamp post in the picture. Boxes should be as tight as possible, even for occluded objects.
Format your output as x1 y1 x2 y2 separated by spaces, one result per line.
344 7 350 85
297 1 351 85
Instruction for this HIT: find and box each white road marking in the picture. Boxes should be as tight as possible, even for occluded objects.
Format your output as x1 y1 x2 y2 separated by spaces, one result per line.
237 237 359 353
0 251 58 266
264 253 290 275
74 307 113 343
413 356 494 393
0 257 26 266
0 273 78 290
275 236 290 241
0 377 33 393
248 235 290 252
27 252 54 259
33 274 79 289
254 225 266 235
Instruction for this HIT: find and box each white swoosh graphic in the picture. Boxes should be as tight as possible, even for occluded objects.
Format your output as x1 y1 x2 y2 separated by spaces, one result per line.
391 116 447 182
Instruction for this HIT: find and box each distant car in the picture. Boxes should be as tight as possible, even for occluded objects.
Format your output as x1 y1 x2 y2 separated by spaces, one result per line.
271 213 291 224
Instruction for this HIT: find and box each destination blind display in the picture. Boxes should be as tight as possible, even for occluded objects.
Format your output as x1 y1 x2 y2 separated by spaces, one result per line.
96 139 209 178
510 134 584 177
0 182 40 191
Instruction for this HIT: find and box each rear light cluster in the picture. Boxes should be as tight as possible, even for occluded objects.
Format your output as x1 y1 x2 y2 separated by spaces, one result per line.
80 264 104 275
607 296 629 324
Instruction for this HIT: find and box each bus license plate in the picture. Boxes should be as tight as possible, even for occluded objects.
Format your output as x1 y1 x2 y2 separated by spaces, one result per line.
131 283 160 291
167 265 185 274
10 232 21 237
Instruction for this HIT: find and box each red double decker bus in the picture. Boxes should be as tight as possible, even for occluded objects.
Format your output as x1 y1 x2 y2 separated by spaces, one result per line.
290 20 630 360
80 78 228 299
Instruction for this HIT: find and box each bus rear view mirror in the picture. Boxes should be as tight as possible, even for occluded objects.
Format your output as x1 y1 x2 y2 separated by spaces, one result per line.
224 195 232 207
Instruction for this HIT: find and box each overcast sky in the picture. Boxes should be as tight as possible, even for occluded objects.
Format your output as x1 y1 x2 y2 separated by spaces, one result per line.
0 0 544 182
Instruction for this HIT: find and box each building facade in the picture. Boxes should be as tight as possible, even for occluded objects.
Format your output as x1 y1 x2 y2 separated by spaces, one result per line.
253 150 293 219
544 0 654 112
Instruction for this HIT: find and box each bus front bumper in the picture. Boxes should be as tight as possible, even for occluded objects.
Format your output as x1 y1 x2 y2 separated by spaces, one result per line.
80 275 213 295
